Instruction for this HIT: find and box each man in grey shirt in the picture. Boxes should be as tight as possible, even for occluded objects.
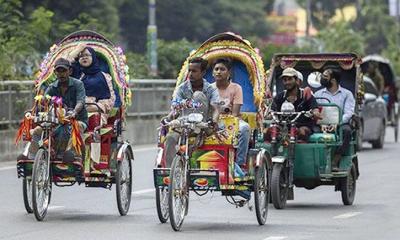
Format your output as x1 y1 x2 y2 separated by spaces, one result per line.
162 57 220 167
314 66 355 171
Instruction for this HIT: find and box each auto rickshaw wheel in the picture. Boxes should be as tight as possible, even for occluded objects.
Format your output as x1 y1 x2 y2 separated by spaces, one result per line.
22 178 33 214
168 155 188 231
116 148 133 216
356 122 363 151
341 164 356 205
271 164 288 209
254 158 269 225
156 186 169 223
372 121 385 149
32 148 52 221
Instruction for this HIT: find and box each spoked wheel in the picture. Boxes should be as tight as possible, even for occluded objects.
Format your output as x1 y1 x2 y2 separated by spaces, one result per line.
32 148 52 221
271 163 288 209
116 148 133 216
156 186 169 223
254 158 269 225
341 164 357 205
168 155 189 231
22 178 33 214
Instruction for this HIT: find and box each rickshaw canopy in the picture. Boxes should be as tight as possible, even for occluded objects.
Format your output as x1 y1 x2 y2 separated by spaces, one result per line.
176 32 267 113
35 30 131 107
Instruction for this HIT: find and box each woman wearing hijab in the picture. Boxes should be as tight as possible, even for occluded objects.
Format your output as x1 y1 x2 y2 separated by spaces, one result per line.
69 45 116 125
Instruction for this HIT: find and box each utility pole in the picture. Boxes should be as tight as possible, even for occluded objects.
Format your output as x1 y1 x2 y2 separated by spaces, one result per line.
147 0 158 76
305 0 311 38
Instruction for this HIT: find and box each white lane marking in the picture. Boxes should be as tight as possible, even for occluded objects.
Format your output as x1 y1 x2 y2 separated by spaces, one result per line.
263 236 288 240
132 188 154 195
0 166 15 171
333 212 362 219
48 206 65 210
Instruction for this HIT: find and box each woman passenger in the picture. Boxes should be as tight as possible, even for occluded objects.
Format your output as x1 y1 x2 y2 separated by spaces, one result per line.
69 45 116 125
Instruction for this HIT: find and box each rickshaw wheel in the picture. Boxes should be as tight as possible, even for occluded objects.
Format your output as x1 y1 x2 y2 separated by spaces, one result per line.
254 159 269 225
168 155 188 231
22 178 33 214
156 186 169 223
271 164 288 209
32 148 52 221
341 164 356 205
116 148 133 216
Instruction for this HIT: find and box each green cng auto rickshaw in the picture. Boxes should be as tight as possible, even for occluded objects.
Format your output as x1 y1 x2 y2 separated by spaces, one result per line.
258 53 361 209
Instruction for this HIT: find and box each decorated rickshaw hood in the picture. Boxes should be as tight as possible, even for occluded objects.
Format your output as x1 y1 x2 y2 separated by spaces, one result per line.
176 32 266 108
271 53 362 70
35 30 131 107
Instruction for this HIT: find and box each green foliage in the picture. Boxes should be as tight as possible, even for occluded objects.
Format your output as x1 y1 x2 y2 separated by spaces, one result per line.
260 43 315 68
0 0 53 80
156 0 269 45
57 13 110 39
317 20 364 54
297 0 356 30
125 52 149 79
126 39 198 79
157 39 198 79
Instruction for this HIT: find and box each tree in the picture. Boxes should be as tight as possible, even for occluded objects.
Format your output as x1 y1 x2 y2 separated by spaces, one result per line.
297 0 357 30
156 0 270 44
0 0 53 79
317 20 364 54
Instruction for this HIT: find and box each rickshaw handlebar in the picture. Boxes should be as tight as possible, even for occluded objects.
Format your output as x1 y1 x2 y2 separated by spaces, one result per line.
271 110 313 124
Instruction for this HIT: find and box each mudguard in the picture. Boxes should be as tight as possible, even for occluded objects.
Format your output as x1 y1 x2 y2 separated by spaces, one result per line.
117 141 134 162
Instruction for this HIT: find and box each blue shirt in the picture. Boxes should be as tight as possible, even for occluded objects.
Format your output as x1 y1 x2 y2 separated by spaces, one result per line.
173 79 219 104
45 77 88 124
314 86 355 123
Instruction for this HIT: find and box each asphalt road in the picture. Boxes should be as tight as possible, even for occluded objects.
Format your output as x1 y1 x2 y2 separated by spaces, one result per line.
0 128 399 240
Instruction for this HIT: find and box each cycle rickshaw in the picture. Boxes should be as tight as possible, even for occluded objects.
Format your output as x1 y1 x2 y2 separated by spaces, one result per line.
15 30 134 221
260 53 361 209
361 55 399 142
153 32 270 231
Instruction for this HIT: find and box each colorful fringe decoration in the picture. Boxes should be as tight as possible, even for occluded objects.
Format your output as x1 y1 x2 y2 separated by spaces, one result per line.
15 117 33 144
70 119 83 155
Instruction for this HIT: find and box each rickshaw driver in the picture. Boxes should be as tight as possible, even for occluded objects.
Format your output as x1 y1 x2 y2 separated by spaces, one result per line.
162 57 220 167
314 66 355 171
24 58 88 161
270 68 321 141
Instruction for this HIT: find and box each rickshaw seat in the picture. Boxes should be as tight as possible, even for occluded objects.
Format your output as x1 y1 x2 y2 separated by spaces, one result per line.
309 104 341 143
309 133 337 143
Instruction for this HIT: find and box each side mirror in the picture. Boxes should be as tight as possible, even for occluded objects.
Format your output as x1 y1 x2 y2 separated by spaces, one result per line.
307 71 322 88
364 93 377 103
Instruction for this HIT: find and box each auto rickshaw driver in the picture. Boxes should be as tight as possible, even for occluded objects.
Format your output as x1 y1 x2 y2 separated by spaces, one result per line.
267 67 321 142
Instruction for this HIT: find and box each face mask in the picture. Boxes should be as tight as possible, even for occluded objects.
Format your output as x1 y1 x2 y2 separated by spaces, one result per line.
321 77 332 88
